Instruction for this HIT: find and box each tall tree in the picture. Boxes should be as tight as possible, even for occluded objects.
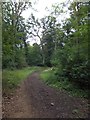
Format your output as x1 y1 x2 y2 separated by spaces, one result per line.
2 1 31 68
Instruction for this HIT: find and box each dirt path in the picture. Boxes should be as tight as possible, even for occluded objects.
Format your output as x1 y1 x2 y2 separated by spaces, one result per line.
3 72 88 118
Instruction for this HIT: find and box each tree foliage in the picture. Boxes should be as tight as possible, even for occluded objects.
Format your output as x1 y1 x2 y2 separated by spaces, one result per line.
2 2 31 69
50 1 89 88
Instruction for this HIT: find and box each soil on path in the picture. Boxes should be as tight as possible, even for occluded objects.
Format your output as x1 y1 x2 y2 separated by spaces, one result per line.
3 72 89 118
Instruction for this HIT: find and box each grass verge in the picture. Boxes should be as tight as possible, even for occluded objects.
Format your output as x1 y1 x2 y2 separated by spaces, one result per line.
40 68 88 98
2 66 40 94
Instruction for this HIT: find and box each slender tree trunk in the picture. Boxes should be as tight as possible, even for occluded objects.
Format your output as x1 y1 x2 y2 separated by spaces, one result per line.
76 2 80 63
23 40 28 64
40 38 45 65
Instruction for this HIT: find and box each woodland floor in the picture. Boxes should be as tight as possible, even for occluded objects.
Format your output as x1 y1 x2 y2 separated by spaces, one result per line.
3 72 89 118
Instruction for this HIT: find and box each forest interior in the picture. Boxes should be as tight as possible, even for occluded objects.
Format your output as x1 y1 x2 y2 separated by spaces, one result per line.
1 0 89 118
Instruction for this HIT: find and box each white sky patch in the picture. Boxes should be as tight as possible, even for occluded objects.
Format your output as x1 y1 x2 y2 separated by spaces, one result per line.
22 0 68 20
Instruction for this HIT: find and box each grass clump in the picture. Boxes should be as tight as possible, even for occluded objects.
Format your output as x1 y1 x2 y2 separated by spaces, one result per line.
2 66 39 94
40 68 88 98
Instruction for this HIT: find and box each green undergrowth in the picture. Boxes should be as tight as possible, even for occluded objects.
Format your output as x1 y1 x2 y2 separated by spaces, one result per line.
3 66 42 94
40 68 88 98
